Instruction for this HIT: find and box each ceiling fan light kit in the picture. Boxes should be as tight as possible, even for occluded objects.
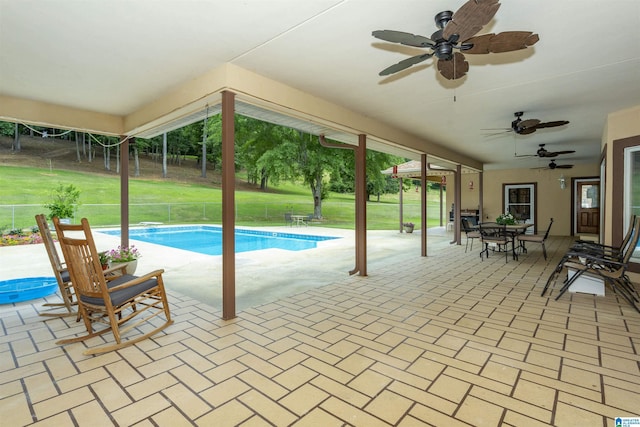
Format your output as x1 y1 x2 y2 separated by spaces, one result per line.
372 0 539 80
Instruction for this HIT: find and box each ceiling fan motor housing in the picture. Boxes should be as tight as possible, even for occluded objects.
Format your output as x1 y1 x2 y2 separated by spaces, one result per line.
434 11 453 29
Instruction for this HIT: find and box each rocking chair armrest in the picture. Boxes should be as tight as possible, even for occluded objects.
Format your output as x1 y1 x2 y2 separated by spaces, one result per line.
107 269 166 293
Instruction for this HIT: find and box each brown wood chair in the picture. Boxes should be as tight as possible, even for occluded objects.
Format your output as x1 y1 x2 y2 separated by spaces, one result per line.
53 217 173 355
35 214 76 317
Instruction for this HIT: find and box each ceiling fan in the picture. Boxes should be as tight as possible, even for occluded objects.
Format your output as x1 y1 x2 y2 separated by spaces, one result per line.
518 143 576 159
509 112 569 135
484 112 570 136
533 159 574 170
372 0 539 80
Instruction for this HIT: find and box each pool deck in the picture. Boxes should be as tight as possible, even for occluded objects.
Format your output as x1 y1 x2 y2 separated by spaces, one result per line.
0 225 452 311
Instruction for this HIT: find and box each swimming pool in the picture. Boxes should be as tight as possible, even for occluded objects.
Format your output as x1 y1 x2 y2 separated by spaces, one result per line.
100 226 340 256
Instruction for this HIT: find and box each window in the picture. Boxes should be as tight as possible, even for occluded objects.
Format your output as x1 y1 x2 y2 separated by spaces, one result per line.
624 146 640 263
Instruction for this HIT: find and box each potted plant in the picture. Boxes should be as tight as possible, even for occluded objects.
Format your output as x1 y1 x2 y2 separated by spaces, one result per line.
403 222 415 233
496 212 516 225
107 245 141 275
98 251 110 270
44 183 81 223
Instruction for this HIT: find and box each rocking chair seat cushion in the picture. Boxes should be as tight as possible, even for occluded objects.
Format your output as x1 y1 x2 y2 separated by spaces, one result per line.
80 274 158 307
60 269 71 283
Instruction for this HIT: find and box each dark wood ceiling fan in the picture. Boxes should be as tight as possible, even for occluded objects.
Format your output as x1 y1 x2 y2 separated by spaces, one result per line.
518 144 576 159
532 159 574 170
372 0 539 80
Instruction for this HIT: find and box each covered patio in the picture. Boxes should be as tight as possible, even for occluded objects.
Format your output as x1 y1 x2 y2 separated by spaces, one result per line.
2 233 639 426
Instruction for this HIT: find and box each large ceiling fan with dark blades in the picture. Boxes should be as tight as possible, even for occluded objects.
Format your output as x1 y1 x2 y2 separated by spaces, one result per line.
484 112 570 136
532 159 574 170
509 111 569 135
517 144 576 159
372 0 539 80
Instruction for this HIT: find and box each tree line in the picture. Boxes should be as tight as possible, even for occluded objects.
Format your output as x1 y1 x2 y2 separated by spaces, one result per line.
1 118 440 219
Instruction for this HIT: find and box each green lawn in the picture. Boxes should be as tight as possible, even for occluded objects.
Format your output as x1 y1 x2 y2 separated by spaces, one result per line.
1 165 445 230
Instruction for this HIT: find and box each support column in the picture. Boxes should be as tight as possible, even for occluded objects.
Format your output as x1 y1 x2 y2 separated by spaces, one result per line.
221 91 236 320
120 136 130 248
479 171 484 223
353 134 367 276
451 164 462 245
319 134 367 276
421 154 427 257
399 177 404 233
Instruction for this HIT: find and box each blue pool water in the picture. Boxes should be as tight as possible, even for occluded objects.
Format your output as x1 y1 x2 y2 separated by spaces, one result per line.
101 226 340 256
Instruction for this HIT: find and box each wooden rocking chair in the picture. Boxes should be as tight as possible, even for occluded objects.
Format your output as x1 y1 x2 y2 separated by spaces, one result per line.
35 214 76 317
53 217 173 355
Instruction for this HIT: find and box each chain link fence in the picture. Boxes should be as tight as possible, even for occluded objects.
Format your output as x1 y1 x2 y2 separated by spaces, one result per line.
1 201 439 231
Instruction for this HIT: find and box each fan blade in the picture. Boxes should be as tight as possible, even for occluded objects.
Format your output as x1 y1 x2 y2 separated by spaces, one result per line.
466 31 539 54
437 52 469 80
443 0 500 43
518 127 537 135
461 33 494 54
556 164 573 169
372 30 435 47
551 150 576 155
520 119 540 129
539 151 559 157
379 53 433 76
535 120 569 129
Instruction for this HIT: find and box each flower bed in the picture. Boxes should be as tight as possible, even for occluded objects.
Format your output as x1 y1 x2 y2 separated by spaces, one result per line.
0 232 43 246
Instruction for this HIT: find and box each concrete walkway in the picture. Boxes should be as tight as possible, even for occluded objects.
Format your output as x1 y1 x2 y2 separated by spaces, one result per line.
0 225 453 312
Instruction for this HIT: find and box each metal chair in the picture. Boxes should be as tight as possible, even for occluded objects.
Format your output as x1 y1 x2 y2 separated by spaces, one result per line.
479 223 512 263
461 218 481 253
517 218 553 260
548 216 640 312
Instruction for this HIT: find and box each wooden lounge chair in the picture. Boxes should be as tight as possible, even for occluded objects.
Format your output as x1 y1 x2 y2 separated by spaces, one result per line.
35 214 76 317
53 217 173 355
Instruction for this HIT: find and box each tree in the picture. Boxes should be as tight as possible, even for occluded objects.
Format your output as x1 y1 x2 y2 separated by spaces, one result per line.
44 184 81 220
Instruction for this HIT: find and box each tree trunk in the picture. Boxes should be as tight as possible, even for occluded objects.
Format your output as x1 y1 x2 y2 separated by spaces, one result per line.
74 132 81 162
162 133 168 178
134 145 140 177
201 136 207 179
311 174 323 219
12 123 20 152
116 144 120 174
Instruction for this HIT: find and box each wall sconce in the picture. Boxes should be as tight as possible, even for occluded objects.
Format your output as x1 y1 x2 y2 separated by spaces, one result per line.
559 174 566 190
468 180 474 190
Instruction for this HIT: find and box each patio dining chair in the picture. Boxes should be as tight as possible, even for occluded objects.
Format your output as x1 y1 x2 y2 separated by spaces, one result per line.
35 214 76 317
53 217 173 355
461 218 481 253
517 218 553 260
479 223 512 263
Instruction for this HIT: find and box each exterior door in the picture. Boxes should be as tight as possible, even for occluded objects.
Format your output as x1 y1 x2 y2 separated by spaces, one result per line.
575 180 600 234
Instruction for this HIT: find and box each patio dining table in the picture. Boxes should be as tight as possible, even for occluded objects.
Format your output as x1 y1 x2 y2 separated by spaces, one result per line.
479 222 533 261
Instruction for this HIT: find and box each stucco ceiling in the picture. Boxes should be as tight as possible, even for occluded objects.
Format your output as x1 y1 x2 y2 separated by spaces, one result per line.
1 0 639 171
